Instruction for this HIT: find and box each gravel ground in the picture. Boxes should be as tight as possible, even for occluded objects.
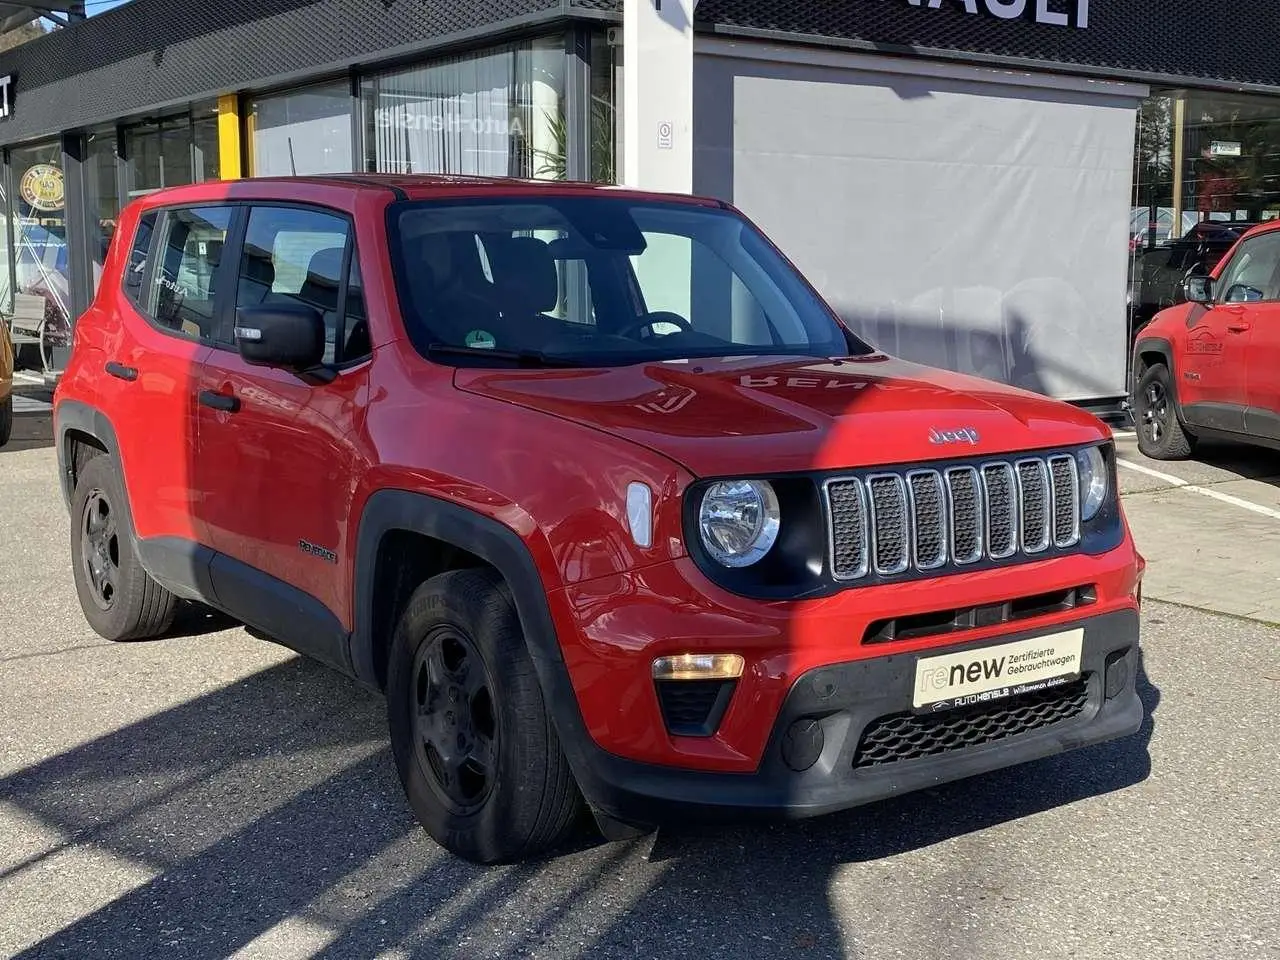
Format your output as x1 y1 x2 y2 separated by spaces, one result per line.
0 440 1276 960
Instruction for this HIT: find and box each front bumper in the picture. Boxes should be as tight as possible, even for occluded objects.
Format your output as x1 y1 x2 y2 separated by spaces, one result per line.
564 608 1142 825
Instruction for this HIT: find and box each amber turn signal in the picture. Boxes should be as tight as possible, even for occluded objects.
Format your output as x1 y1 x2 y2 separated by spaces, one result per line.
651 653 745 682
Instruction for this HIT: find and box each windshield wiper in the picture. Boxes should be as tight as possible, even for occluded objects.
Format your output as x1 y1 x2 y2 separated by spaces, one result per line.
424 343 585 368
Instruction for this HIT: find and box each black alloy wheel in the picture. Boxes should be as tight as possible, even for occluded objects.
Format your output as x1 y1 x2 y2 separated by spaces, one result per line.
1134 362 1194 460
1140 377 1170 447
387 568 583 863
69 454 177 641
80 488 121 611
412 626 499 814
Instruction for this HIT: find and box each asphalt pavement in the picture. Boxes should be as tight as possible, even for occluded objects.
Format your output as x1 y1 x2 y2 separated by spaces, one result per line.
0 425 1276 960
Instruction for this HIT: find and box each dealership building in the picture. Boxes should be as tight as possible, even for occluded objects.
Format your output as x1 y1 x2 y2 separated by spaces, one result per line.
0 0 1277 412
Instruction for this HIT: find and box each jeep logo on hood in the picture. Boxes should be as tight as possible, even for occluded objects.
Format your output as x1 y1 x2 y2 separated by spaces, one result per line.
929 427 981 446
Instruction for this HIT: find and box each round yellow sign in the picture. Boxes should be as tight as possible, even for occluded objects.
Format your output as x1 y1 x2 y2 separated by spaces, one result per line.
20 163 64 213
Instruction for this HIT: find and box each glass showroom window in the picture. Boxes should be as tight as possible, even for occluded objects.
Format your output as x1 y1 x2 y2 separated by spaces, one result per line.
361 37 566 179
249 81 354 176
192 103 221 183
589 30 618 183
85 128 120 292
1133 90 1280 249
6 140 72 370
1128 89 1280 349
123 108 220 200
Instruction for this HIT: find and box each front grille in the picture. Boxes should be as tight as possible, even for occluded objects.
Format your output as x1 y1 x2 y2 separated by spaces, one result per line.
853 679 1090 768
826 453 1082 581
868 475 908 575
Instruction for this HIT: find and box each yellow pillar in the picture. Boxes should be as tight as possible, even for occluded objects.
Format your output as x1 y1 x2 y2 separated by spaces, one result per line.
217 93 242 180
1171 97 1186 239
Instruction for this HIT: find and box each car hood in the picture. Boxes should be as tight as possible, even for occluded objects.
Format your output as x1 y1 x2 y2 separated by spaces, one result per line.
454 354 1109 477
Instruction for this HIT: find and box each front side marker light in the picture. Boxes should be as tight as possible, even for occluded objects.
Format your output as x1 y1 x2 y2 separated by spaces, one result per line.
652 653 745 682
626 482 653 549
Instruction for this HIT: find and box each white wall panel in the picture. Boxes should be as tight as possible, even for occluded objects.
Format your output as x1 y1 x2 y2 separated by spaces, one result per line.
694 41 1147 401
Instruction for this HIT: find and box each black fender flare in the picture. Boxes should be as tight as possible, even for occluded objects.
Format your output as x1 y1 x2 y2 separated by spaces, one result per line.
1131 335 1187 419
351 489 567 679
1130 336 1185 419
53 399 122 510
350 490 613 804
1132 335 1173 376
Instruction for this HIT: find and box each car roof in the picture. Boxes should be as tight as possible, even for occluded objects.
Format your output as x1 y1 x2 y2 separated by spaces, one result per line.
129 173 729 211
1239 219 1280 242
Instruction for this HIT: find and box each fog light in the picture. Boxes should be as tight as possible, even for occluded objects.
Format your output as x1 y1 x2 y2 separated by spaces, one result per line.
651 653 745 681
781 718 825 772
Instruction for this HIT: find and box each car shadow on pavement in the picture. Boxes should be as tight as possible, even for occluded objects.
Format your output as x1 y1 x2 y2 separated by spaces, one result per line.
163 600 241 639
1181 440 1280 482
1 653 1158 960
1 410 54 453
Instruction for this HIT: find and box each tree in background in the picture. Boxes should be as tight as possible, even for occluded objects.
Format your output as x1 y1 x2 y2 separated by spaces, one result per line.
0 20 45 52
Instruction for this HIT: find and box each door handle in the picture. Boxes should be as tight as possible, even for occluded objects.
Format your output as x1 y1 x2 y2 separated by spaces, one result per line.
105 361 138 382
1227 322 1252 333
198 390 240 413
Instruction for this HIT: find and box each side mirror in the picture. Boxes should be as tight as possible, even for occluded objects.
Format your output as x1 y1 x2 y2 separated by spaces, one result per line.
1183 275 1215 304
234 303 325 371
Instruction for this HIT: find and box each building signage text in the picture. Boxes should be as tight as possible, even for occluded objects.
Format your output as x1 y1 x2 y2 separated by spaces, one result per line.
906 0 1090 29
0 74 12 119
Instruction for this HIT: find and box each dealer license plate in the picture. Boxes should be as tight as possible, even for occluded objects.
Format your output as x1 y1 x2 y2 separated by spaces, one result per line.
912 629 1084 713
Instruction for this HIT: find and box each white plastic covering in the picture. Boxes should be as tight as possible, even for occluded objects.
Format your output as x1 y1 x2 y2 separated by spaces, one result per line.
694 42 1148 401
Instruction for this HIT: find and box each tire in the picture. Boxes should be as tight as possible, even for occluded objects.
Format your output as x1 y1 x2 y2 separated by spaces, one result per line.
1134 363 1195 460
0 394 11 448
70 455 177 641
387 568 582 864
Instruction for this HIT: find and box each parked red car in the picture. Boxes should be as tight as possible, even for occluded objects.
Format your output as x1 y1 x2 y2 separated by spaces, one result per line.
1132 219 1280 459
54 175 1144 863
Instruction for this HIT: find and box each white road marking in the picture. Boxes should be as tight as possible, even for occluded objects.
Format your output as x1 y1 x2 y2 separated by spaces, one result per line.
1117 457 1280 521
1112 429 1136 439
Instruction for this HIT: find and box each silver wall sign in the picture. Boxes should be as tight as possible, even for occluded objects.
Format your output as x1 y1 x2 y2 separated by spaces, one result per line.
905 0 1090 29
0 75 12 119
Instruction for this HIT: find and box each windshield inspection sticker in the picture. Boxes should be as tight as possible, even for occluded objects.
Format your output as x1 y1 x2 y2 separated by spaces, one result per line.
465 329 497 350
912 628 1084 712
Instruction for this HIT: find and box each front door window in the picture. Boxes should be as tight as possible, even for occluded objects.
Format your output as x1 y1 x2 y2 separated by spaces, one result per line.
1217 234 1280 304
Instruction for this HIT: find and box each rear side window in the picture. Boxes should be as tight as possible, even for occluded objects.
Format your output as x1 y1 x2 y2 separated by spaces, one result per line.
144 206 233 342
122 212 157 305
236 205 369 364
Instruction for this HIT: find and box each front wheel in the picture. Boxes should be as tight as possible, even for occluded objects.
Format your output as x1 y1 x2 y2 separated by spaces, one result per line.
387 568 582 864
1134 363 1195 460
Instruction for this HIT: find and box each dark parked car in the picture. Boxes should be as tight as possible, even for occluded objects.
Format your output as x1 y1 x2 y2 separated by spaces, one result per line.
1131 220 1260 336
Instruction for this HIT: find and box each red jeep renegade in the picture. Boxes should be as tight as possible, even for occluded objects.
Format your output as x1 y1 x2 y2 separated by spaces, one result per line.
54 175 1144 864
1132 219 1280 460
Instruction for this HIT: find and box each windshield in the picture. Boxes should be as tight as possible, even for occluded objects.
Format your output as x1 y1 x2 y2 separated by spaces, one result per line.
387 195 871 366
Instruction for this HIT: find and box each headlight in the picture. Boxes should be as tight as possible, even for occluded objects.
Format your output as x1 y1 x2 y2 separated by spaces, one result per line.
1077 445 1109 521
698 479 781 568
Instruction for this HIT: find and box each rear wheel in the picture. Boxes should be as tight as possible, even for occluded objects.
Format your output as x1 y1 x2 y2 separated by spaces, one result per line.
70 455 177 640
1135 363 1195 460
387 568 582 864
